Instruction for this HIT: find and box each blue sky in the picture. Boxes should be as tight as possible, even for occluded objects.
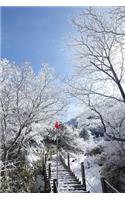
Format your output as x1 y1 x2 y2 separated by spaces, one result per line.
1 7 83 76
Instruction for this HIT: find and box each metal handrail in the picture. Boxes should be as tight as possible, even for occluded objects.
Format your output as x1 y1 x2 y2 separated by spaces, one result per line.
104 179 119 193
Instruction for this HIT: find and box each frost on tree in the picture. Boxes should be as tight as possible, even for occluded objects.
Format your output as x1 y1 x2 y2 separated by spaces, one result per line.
66 7 125 143
0 59 66 162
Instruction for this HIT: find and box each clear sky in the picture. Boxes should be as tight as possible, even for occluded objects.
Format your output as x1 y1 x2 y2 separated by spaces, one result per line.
1 6 85 121
1 7 83 76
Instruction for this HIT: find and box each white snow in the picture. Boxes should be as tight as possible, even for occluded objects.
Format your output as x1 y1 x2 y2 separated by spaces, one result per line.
26 147 39 166
70 154 102 193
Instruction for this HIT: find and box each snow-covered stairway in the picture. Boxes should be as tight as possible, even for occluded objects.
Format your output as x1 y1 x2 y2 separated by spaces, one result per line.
46 155 87 193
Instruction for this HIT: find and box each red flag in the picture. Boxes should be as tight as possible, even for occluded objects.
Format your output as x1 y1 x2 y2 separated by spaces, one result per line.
54 121 59 129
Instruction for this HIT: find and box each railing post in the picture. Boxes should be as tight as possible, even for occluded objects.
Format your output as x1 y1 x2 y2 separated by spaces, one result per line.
68 153 70 170
50 152 52 160
45 153 47 164
48 163 51 179
81 162 86 191
53 179 58 193
101 177 107 193
42 153 45 173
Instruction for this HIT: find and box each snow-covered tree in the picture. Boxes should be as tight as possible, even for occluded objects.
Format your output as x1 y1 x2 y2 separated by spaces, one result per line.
70 7 125 102
66 6 125 143
0 59 66 162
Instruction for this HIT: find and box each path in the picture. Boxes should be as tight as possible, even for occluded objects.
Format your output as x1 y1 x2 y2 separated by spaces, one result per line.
46 155 87 193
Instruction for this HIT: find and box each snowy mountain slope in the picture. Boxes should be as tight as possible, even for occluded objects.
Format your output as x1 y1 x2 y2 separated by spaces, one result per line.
63 110 108 192
66 109 105 139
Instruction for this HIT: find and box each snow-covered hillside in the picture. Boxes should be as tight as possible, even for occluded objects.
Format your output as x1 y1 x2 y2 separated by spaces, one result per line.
64 110 109 192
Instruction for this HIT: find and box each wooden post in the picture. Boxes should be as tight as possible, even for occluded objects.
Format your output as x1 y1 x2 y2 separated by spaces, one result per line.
68 153 70 170
50 152 52 160
101 177 107 193
48 163 51 179
81 162 86 191
53 179 58 193
45 153 47 164
42 151 45 173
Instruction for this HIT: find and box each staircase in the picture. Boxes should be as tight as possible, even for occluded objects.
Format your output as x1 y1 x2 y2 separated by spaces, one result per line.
46 155 87 193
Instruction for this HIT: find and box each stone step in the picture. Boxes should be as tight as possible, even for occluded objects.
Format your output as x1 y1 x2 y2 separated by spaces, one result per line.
50 180 80 185
61 181 82 185
58 185 84 189
51 177 79 181
59 191 86 193
50 174 75 177
50 171 68 173
58 189 86 193
50 183 84 189
51 175 73 177
50 179 78 182
51 169 70 171
46 156 86 193
54 178 79 181
52 177 76 180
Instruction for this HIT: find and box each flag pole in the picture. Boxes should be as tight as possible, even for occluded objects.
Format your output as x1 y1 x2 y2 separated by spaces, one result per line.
56 133 58 186
54 121 59 187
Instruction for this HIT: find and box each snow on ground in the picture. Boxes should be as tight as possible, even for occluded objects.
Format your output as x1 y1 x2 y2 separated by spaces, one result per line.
70 154 102 193
59 129 104 192
26 147 40 166
65 136 104 193
84 156 102 193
